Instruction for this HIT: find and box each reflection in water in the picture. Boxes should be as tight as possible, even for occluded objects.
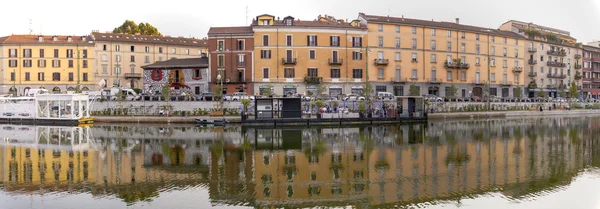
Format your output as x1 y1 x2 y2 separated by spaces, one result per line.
0 117 600 208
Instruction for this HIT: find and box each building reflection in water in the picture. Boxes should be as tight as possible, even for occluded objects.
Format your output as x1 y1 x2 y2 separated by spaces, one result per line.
0 117 599 208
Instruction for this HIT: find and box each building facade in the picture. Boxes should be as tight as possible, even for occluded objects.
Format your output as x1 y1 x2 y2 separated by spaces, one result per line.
207 27 254 95
359 14 525 99
499 20 582 98
141 57 209 96
0 35 95 95
91 32 207 90
583 44 600 98
251 14 368 96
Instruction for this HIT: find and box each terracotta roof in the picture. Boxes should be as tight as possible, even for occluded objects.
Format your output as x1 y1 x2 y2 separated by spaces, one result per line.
207 26 253 36
142 57 208 69
91 32 207 47
362 14 523 39
0 34 94 45
251 19 366 30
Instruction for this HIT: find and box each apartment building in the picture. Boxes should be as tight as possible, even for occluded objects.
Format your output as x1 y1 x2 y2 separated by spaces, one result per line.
91 32 208 89
359 14 525 99
499 20 582 98
207 26 254 94
582 44 600 98
0 35 95 95
251 14 368 96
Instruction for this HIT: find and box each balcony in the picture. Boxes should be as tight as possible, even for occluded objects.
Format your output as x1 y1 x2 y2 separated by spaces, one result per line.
547 61 566 67
547 73 566 79
528 72 538 77
374 58 389 66
547 50 567 57
304 76 322 84
546 84 557 89
512 67 523 73
575 54 582 59
390 77 408 84
328 58 343 66
472 78 486 85
528 48 537 53
281 58 297 65
528 59 537 65
574 64 582 69
124 73 142 79
501 81 511 86
237 62 246 67
429 78 443 84
444 61 470 69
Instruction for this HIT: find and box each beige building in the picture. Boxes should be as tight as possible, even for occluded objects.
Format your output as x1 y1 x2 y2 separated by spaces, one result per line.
499 20 582 98
358 14 525 99
90 31 208 89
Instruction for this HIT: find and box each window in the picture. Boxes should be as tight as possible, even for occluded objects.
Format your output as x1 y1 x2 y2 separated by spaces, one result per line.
395 38 400 48
23 60 32 68
447 30 452 38
412 39 417 49
145 56 150 63
461 56 466 63
515 39 519 45
284 68 295 78
412 69 418 79
83 60 88 68
431 40 436 51
331 68 340 78
159 47 163 53
128 45 134 52
475 44 480 54
39 49 44 58
171 48 176 53
101 54 107 62
308 50 316 59
447 55 453 63
53 49 59 58
491 46 496 55
376 86 386 93
10 72 15 81
52 60 60 68
217 55 224 67
411 53 418 62
185 49 190 55
503 59 508 68
447 42 452 51
353 69 363 79
378 24 383 32
52 73 60 81
412 26 417 35
262 35 269 46
352 51 362 60
461 32 465 39
102 66 107 74
461 71 466 81
514 74 519 83
447 70 452 80
330 36 340 47
23 49 32 58
261 19 271 25
395 25 400 33
377 68 384 79
193 69 201 79
130 55 135 62
145 46 150 53
378 36 383 47
352 37 362 47
217 40 224 51
68 72 74 81
237 40 244 50
431 54 437 63
307 68 318 77
38 72 45 81
503 48 507 57
9 49 17 57
476 33 480 41
541 56 544 61
491 73 496 82
260 50 271 59
476 57 480 65
38 60 46 68
66 49 74 58
460 43 466 53
263 68 269 78
491 36 495 42
115 45 120 51
431 29 436 36
504 37 507 44
24 72 30 81
541 67 544 73
102 45 107 51
116 55 121 62
286 35 293 46
514 49 519 58
395 52 401 61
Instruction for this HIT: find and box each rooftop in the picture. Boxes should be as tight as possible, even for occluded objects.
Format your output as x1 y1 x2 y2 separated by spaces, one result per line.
0 34 94 45
91 32 207 47
361 14 523 39
207 26 254 36
142 57 208 69
251 14 366 30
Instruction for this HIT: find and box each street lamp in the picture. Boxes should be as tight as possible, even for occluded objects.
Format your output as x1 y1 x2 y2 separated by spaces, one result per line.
12 69 16 97
114 63 121 88
216 73 224 121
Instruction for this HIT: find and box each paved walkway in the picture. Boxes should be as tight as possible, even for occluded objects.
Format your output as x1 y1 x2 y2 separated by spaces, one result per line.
429 109 600 120
93 116 241 124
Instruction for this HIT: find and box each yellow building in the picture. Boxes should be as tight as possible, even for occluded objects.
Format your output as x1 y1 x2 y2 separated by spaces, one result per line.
252 14 368 96
0 35 95 95
359 14 526 98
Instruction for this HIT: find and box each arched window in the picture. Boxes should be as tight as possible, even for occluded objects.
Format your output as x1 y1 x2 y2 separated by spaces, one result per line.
52 87 61 94
66 86 75 91
81 87 89 92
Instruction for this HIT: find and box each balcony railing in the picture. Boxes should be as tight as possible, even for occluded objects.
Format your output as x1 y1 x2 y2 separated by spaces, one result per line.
124 73 142 78
328 58 343 66
429 78 443 84
472 78 486 85
444 61 470 69
374 59 389 66
547 73 566 79
501 81 511 86
304 76 323 84
281 58 297 65
528 72 537 77
574 64 582 69
547 50 567 57
512 67 523 73
237 62 246 67
575 54 582 59
390 77 408 83
528 48 537 53
528 59 537 65
547 61 566 67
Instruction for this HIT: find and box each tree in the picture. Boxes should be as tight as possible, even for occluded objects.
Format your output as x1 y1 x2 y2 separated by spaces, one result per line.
537 88 546 98
113 20 162 36
514 87 523 99
262 85 273 97
408 85 420 96
360 83 374 100
558 84 567 98
447 85 457 99
568 82 579 99
315 85 327 99
161 85 171 115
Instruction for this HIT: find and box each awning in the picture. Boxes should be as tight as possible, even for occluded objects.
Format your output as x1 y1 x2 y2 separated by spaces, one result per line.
259 85 270 89
306 85 318 89
169 83 190 89
351 86 364 89
283 85 296 89
329 86 342 89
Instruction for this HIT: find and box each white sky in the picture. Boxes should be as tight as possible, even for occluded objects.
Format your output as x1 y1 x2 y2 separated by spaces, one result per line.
1 0 600 43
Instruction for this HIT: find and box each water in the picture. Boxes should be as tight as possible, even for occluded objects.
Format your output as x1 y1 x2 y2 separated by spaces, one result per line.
1 116 600 209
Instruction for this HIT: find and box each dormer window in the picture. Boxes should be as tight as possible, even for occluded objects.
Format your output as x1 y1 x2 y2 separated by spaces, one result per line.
261 20 270 25
38 36 43 42
67 36 72 42
81 37 86 42
285 19 293 26
52 36 57 41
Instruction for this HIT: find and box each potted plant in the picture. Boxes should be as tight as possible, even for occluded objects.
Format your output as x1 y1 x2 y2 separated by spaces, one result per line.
241 99 251 121
315 100 324 119
358 100 366 118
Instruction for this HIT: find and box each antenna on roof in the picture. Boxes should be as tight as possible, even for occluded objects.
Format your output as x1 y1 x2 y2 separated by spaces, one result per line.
388 5 390 17
28 19 32 35
245 6 249 25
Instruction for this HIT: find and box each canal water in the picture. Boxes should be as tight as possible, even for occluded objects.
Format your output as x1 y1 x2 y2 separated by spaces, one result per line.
1 116 600 209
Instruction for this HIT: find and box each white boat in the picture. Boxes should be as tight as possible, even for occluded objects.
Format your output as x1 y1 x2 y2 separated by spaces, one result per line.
0 93 93 124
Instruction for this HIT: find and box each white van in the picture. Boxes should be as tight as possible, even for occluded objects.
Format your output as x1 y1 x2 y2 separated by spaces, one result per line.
377 92 394 101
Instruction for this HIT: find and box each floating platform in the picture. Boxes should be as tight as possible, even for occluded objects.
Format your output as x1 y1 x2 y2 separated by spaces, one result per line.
241 116 427 127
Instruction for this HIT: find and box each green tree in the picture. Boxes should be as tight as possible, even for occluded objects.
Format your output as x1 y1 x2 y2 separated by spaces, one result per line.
113 20 162 36
315 85 327 99
558 84 567 98
568 82 579 99
514 87 523 99
360 83 374 100
408 84 420 96
447 85 457 99
261 85 273 97
161 85 171 115
537 88 546 98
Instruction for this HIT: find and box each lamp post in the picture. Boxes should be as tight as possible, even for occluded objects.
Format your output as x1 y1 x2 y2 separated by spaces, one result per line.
12 69 16 97
114 63 121 88
216 73 224 121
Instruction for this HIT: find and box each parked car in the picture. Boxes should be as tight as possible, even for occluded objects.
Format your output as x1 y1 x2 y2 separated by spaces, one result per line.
223 94 233 101
201 92 213 101
231 92 251 101
554 97 567 103
471 96 482 102
489 95 502 102
376 92 395 101
423 94 443 102
344 94 365 101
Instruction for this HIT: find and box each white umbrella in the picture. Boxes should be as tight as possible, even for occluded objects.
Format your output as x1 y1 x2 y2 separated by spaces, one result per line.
97 79 106 90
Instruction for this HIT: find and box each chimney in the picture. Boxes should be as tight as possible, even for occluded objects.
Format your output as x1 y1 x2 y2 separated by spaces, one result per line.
455 18 460 24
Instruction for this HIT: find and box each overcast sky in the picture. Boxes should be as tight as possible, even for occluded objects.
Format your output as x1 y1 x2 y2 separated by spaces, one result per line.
1 0 600 43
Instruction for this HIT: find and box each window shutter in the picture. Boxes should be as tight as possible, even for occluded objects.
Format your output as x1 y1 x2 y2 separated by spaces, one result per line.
330 36 333 46
359 37 362 47
315 36 318 46
307 36 310 46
